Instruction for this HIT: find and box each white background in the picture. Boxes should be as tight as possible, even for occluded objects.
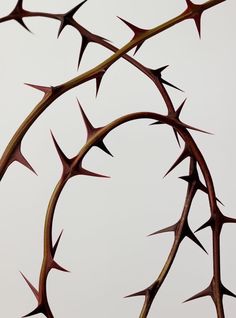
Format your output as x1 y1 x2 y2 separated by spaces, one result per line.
0 0 236 317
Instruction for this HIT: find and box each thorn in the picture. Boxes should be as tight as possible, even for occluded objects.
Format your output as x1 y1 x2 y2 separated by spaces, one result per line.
24 83 52 95
50 131 71 173
149 121 163 126
22 304 44 317
66 0 88 18
52 230 63 257
173 128 181 147
77 99 96 140
223 216 236 224
9 144 37 175
179 121 212 134
9 0 32 33
51 260 69 272
149 65 183 92
125 289 147 298
96 140 113 157
174 98 187 119
77 35 90 69
20 272 39 301
77 99 112 156
185 224 207 253
164 144 190 177
221 284 236 298
184 283 212 302
76 166 110 178
184 0 203 38
15 18 32 33
148 222 178 236
57 0 88 37
95 69 106 96
195 218 213 233
117 16 146 54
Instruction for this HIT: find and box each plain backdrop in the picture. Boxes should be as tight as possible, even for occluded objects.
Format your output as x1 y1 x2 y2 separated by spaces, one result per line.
0 0 236 317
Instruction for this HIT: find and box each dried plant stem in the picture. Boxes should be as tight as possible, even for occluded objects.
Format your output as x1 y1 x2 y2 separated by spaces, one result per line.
0 0 225 180
33 110 223 317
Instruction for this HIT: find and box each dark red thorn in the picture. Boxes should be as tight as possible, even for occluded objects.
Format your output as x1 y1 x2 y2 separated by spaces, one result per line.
9 144 37 175
164 144 191 177
22 304 44 317
24 83 52 95
57 0 88 38
184 0 203 38
52 230 63 257
20 272 39 301
125 289 147 298
51 260 69 272
149 121 163 126
95 69 106 96
96 140 113 157
15 18 32 33
65 0 88 19
77 166 110 178
117 16 147 54
77 35 90 69
148 222 178 236
173 128 181 147
195 218 213 233
9 0 32 33
223 216 236 224
77 100 96 139
149 65 183 92
184 224 207 254
184 283 213 302
50 131 71 173
179 121 212 134
174 98 187 119
221 284 236 298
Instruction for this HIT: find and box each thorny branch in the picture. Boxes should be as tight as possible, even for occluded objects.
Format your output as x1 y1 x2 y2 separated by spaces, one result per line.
0 0 233 317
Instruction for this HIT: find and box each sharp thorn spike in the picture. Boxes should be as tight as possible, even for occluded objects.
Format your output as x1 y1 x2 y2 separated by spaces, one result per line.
51 260 69 272
173 128 181 147
185 226 208 254
96 140 113 157
22 305 43 317
50 131 71 171
223 216 236 224
195 218 213 233
184 284 212 303
117 16 145 36
77 99 96 139
20 272 39 301
77 35 90 70
125 289 147 298
164 144 190 178
24 83 52 94
67 0 88 18
15 18 32 33
221 284 236 298
175 98 187 118
148 222 178 236
161 78 183 92
77 166 110 178
52 230 64 257
95 70 106 97
180 122 212 134
11 144 37 175
149 121 163 126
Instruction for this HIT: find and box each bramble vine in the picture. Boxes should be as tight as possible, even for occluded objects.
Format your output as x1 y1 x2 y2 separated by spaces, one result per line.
0 0 234 317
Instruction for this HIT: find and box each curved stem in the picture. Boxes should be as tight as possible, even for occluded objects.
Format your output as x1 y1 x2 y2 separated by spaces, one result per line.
38 111 223 317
